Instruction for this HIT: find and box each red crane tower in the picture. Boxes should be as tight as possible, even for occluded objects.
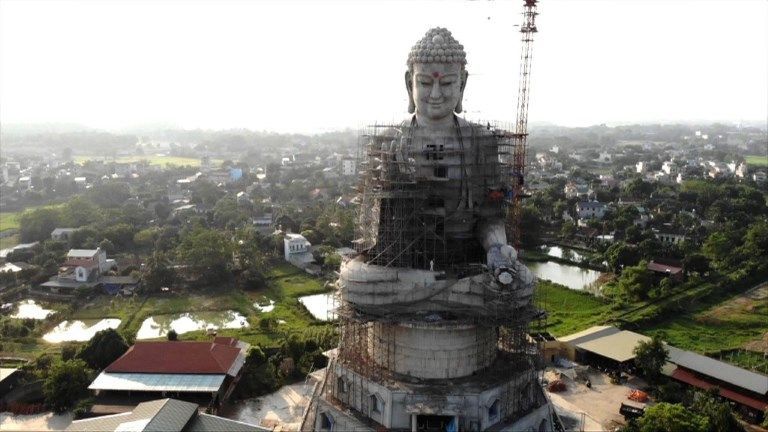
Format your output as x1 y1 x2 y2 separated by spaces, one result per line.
507 0 539 248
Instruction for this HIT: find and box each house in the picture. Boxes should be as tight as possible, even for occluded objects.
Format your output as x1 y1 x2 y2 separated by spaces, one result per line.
564 182 592 200
252 214 273 234
62 248 110 282
38 248 116 297
101 275 140 295
284 233 314 267
88 337 249 410
576 201 606 220
65 398 266 432
341 158 356 176
51 227 81 241
647 261 684 282
636 161 647 174
655 231 687 245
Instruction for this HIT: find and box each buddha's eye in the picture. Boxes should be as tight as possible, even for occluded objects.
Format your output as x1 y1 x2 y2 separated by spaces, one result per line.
441 81 454 86
419 80 432 86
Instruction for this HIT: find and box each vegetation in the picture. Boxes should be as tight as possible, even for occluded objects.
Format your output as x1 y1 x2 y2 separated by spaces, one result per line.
633 335 669 385
43 359 92 413
77 328 129 370
533 280 613 336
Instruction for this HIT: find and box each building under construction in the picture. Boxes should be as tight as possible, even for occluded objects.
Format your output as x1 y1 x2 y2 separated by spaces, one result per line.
303 3 555 431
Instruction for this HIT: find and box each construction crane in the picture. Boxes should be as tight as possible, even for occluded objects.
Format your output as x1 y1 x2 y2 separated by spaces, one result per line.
507 0 539 248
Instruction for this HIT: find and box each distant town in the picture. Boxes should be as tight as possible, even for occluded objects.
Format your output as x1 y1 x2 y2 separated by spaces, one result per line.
0 121 766 431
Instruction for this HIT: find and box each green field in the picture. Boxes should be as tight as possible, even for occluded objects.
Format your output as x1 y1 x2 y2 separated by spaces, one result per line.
0 234 20 249
74 155 223 168
0 261 334 359
0 211 23 232
745 154 768 167
643 284 768 355
534 280 615 337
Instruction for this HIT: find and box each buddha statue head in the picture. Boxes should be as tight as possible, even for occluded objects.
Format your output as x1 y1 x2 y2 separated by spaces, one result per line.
406 27 469 125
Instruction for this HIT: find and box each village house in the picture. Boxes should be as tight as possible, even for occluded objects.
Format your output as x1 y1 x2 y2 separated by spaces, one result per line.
88 337 249 412
575 201 606 220
51 227 81 241
284 233 314 268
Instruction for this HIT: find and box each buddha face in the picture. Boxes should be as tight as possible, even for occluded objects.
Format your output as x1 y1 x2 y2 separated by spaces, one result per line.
408 62 467 123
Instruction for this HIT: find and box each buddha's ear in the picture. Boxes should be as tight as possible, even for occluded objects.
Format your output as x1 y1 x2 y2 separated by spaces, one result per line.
455 69 469 114
405 70 415 114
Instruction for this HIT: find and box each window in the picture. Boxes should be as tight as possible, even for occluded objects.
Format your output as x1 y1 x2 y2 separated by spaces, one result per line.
319 412 334 431
434 166 447 178
488 399 500 421
426 143 444 160
370 394 383 414
337 377 347 393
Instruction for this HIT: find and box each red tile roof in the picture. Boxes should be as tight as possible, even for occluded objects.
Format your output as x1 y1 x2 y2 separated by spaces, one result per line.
106 340 242 375
671 368 768 411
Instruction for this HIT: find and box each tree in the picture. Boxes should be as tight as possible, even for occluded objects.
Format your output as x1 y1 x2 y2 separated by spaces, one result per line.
44 359 91 413
167 329 178 341
633 335 669 385
614 261 653 301
78 328 129 370
19 207 64 242
175 228 233 284
605 242 640 273
690 388 744 432
144 252 176 292
635 403 708 432
683 253 710 276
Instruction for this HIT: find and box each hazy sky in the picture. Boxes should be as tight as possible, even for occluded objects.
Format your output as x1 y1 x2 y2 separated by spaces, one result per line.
1 0 766 133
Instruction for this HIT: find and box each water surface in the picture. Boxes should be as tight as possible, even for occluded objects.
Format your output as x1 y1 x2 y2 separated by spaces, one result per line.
298 293 335 321
526 261 602 291
136 310 249 339
43 319 121 343
11 300 54 320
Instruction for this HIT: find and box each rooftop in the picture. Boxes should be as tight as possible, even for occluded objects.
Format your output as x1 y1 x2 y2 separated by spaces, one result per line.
65 398 266 432
89 372 226 393
67 248 100 258
667 345 768 396
575 330 650 363
106 338 244 376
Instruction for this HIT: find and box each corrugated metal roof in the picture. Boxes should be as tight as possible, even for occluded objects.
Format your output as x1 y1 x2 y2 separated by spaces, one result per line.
0 368 19 383
66 399 200 432
557 325 620 345
67 249 99 258
187 414 267 432
88 372 225 393
575 330 650 363
667 346 768 395
144 398 198 432
671 368 768 411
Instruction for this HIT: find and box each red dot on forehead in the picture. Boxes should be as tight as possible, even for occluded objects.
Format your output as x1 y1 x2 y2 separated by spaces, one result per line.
432 72 441 78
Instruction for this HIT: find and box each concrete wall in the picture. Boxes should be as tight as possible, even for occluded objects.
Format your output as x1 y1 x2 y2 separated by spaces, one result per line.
369 322 496 379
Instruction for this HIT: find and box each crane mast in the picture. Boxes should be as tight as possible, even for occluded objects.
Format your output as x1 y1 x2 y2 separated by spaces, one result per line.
508 0 539 247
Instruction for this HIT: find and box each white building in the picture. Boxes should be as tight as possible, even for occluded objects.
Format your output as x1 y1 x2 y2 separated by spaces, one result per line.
284 233 313 265
576 201 606 220
341 158 356 176
636 161 647 174
662 161 678 175
655 232 687 245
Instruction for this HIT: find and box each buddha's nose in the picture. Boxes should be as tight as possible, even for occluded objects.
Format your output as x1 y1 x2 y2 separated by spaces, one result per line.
430 81 442 100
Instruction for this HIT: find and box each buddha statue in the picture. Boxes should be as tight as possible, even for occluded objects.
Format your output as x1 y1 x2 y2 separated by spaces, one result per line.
341 26 535 320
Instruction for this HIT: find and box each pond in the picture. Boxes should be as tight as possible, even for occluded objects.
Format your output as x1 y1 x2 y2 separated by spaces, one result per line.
541 246 584 262
525 261 602 291
254 299 275 313
298 293 335 321
11 300 54 320
135 310 249 340
43 319 121 343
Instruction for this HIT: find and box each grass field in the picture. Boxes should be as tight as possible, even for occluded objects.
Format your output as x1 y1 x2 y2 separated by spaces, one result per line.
0 211 23 232
74 155 223 167
643 283 768 354
745 154 768 167
0 234 20 249
534 280 615 337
